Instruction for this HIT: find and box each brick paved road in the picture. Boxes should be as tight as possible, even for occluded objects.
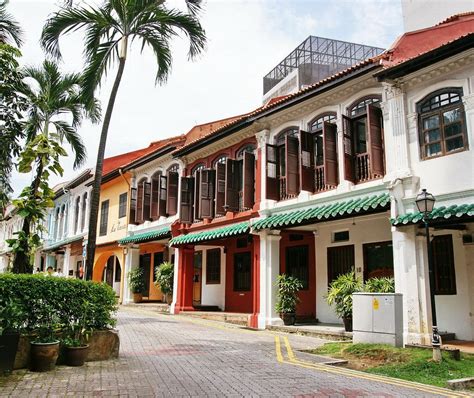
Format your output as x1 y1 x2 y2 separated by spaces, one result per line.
0 306 470 397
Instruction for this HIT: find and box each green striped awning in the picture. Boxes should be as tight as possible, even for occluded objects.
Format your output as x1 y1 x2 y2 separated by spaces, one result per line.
252 193 390 231
118 226 171 245
170 222 250 246
391 203 474 226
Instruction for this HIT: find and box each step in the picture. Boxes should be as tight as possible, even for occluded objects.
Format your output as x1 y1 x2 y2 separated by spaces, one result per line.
439 331 456 342
180 311 250 326
123 302 170 313
193 305 221 312
267 324 353 341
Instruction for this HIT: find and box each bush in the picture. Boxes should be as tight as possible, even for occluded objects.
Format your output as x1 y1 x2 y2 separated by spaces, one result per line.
275 274 303 314
154 262 174 296
128 267 146 294
364 277 395 293
0 273 117 335
326 271 363 319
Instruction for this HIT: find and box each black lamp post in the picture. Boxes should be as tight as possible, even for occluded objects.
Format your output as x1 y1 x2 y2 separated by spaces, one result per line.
415 188 441 361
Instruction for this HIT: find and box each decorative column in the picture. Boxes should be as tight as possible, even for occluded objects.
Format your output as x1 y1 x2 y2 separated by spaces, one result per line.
173 245 195 313
123 245 140 304
257 230 282 328
249 235 261 329
63 245 72 277
256 129 270 211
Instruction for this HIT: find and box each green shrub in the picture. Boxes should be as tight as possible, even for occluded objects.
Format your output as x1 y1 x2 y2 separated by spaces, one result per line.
364 277 395 293
154 262 174 296
128 267 145 294
0 273 117 335
275 274 303 314
326 271 363 319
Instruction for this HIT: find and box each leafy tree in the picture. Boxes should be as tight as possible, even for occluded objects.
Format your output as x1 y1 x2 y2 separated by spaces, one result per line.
0 43 28 214
41 0 206 279
0 0 23 47
11 61 100 273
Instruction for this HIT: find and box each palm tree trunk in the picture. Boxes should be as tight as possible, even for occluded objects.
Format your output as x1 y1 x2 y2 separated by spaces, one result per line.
85 58 126 280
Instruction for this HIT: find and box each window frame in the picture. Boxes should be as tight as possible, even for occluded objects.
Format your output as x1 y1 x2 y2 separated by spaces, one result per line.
417 88 467 160
432 234 457 295
206 248 221 284
118 192 127 218
348 95 381 117
99 199 109 236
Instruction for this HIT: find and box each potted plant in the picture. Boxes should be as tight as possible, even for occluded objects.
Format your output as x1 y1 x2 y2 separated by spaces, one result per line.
364 277 395 293
326 271 362 332
128 267 145 303
155 262 174 304
30 302 60 372
0 298 24 374
62 301 91 366
275 274 303 326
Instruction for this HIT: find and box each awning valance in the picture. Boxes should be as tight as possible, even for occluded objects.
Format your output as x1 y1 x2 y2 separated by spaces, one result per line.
170 222 250 246
118 226 171 245
391 203 474 226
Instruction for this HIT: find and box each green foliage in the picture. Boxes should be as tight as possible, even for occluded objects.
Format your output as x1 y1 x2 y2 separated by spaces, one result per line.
364 277 395 293
0 274 117 340
326 271 363 319
0 296 26 335
128 267 145 294
61 300 92 347
0 1 23 47
154 262 174 296
275 274 303 314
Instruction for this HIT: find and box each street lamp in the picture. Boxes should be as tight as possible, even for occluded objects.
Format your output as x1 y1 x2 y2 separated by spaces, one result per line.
415 189 441 362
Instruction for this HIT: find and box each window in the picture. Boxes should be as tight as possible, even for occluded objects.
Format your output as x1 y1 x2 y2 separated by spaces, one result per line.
432 235 456 295
150 172 161 220
286 245 309 289
310 113 337 166
99 200 109 236
80 192 87 232
214 156 227 217
192 164 205 221
234 251 251 291
114 259 122 283
363 241 394 280
74 197 80 234
136 178 151 223
236 145 256 211
349 96 380 117
118 192 127 218
206 249 221 284
332 231 349 243
327 245 354 285
167 163 179 173
276 127 299 199
417 88 467 159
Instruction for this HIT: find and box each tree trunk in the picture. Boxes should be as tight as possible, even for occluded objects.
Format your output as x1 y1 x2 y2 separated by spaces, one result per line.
85 58 126 280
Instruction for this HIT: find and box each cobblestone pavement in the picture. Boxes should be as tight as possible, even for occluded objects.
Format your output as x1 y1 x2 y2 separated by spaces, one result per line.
0 306 470 397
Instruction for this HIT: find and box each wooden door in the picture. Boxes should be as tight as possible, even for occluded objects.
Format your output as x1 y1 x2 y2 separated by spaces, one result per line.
327 245 354 285
139 253 151 297
193 251 202 305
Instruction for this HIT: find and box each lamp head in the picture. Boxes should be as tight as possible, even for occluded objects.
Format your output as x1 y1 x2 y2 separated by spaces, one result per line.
415 189 436 216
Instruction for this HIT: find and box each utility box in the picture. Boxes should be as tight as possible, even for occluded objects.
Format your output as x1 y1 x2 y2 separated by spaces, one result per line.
352 293 403 347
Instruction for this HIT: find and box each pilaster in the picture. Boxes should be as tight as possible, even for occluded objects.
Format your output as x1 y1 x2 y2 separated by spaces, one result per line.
123 245 140 304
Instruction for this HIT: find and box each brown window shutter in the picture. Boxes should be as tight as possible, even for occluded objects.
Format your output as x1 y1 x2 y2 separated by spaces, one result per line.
142 181 151 221
199 169 215 219
299 130 314 192
158 175 167 217
242 152 255 209
225 159 239 211
194 170 201 220
179 176 194 224
129 187 137 224
215 162 226 216
286 135 299 196
342 115 355 183
151 176 159 220
367 104 384 177
266 144 279 200
166 171 179 216
136 182 144 223
323 122 338 187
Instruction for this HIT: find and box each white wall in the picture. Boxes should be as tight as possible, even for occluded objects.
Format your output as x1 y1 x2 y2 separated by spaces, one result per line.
198 245 226 310
314 213 392 324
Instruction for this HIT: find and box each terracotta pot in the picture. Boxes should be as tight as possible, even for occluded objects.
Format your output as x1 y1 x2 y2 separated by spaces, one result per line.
0 332 20 374
280 312 296 326
64 345 89 367
30 341 60 372
133 293 143 303
343 316 353 332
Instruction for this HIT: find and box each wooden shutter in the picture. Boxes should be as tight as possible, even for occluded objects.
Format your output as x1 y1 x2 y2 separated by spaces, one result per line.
129 187 137 224
166 172 178 216
242 152 255 209
136 182 144 223
215 162 226 216
179 176 194 224
432 235 456 295
266 144 279 200
194 170 201 220
367 104 384 177
151 176 159 220
143 182 151 220
158 175 167 217
225 159 239 211
199 169 215 219
299 130 314 192
342 115 355 183
323 122 338 187
286 135 299 196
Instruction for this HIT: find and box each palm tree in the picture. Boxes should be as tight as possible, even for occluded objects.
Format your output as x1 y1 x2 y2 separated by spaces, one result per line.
12 60 100 273
0 0 23 47
41 0 206 280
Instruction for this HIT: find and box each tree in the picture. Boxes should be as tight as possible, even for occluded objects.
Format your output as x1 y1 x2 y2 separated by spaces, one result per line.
11 60 100 273
0 0 23 47
41 0 206 280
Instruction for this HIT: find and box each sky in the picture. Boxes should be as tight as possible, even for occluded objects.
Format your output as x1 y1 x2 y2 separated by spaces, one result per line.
9 0 404 196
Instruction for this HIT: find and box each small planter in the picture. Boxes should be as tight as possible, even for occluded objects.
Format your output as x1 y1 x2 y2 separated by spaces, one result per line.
30 341 60 372
133 293 143 303
0 332 20 374
343 316 353 332
64 345 89 366
280 312 296 326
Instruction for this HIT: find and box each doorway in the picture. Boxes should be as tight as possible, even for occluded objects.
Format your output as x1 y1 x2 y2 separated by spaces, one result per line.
139 253 151 297
193 251 202 306
327 245 354 285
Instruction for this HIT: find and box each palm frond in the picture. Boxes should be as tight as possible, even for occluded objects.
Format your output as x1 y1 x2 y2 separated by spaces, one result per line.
51 120 86 168
0 0 23 47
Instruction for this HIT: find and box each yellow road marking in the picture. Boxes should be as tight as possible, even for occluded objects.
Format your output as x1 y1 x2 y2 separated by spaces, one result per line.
276 336 469 398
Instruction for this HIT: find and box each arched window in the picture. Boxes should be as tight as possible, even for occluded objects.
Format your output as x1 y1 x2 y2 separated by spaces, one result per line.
275 127 299 146
74 197 80 234
167 163 179 173
150 171 161 220
191 163 205 175
274 127 299 199
309 112 337 167
136 177 150 223
236 144 256 160
212 155 227 167
54 207 60 240
349 95 381 117
80 192 87 232
63 204 68 237
417 88 467 159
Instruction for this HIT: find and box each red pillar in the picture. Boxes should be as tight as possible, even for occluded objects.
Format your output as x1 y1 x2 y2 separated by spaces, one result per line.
174 245 195 313
249 236 260 329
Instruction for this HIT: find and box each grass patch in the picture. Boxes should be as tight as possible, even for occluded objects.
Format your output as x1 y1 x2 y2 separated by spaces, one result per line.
309 343 474 388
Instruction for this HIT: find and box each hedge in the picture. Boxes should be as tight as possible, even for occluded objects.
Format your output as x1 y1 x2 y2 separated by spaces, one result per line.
0 273 117 333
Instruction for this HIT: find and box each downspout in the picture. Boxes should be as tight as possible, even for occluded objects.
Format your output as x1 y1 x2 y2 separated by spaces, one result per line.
118 168 130 304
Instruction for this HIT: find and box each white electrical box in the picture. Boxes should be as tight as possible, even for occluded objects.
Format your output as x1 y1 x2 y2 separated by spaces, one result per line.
352 293 403 347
